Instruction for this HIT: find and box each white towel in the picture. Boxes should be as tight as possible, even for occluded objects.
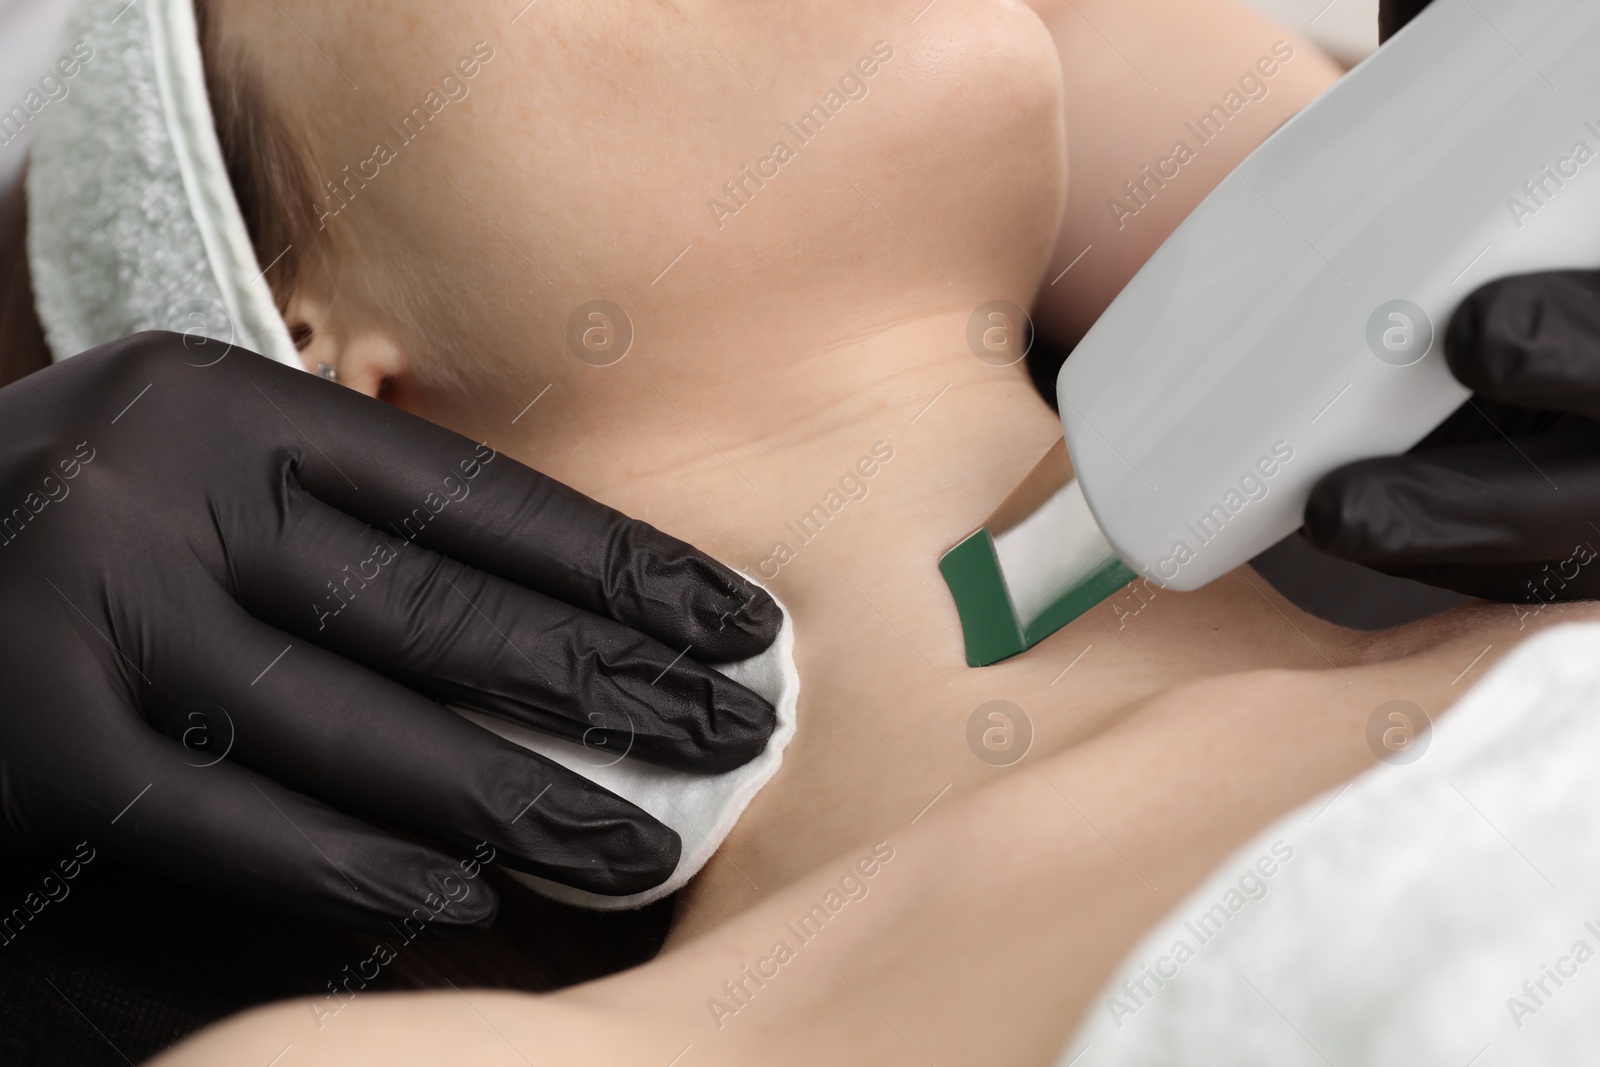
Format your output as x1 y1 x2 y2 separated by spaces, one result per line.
1060 620 1600 1066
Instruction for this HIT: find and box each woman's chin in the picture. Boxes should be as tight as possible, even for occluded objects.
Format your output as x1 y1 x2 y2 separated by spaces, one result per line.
874 0 1067 286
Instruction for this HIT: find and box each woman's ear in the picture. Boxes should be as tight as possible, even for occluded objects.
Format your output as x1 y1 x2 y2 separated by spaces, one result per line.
282 290 430 417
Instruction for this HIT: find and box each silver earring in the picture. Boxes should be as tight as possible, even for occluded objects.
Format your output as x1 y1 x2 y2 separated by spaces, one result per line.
315 362 339 383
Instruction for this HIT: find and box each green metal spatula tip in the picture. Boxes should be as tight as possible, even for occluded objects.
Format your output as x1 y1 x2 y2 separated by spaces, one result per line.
939 529 1134 669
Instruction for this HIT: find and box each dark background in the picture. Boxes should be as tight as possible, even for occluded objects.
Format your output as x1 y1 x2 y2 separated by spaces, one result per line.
0 857 676 1065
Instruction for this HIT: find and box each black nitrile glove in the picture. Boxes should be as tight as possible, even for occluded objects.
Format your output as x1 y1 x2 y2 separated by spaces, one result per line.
1305 2 1600 604
1305 273 1600 603
0 332 780 934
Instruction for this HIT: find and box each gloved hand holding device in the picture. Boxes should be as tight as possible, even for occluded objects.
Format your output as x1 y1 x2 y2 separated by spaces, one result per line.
1305 0 1600 603
0 331 780 934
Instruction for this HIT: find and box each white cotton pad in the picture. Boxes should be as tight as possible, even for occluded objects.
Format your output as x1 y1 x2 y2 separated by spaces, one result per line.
454 590 800 910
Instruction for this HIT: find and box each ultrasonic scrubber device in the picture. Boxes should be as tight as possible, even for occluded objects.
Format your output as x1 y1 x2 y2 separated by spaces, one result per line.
943 0 1600 666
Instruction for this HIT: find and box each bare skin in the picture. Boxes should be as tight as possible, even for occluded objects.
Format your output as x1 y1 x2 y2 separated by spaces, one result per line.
147 1 1585 1064
152 596 1594 1067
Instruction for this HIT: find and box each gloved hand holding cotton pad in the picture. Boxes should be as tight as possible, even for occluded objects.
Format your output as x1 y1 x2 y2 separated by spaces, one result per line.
22 0 802 920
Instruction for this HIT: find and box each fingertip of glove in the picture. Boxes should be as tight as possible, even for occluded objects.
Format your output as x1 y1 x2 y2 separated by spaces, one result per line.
413 873 501 938
325 855 502 938
1450 272 1600 388
600 820 683 896
1303 468 1365 556
493 786 684 897
549 816 683 898
1448 276 1525 390
691 580 783 662
697 687 779 774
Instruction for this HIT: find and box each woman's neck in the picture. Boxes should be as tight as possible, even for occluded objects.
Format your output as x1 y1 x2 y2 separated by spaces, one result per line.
486 298 1365 672
491 303 1060 580
490 294 1370 934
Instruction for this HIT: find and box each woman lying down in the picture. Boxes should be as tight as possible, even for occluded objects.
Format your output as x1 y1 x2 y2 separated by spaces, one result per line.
24 0 1600 1061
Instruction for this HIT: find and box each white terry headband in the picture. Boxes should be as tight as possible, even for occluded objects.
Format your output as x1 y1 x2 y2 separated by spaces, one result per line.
26 0 302 368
